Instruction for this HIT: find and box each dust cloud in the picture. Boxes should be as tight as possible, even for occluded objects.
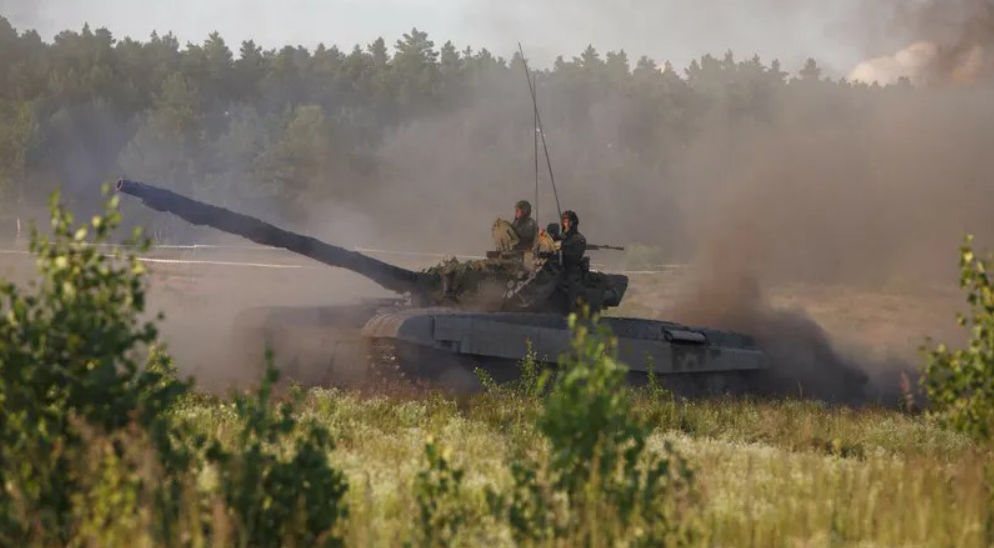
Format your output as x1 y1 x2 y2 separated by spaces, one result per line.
145 255 397 392
653 0 994 401
898 0 994 85
662 248 909 404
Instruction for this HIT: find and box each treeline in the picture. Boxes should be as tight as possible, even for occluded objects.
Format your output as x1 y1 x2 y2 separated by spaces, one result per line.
0 17 913 246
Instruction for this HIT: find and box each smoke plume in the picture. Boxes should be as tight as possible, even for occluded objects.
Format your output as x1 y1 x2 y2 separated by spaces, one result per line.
850 0 994 85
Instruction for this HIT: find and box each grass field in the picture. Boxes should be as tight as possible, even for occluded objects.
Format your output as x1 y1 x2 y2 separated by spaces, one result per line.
175 385 989 546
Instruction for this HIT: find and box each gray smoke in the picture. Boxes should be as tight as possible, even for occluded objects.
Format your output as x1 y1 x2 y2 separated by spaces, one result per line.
851 0 994 85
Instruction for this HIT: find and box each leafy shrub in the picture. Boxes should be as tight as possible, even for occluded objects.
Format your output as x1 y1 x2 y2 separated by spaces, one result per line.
205 352 349 548
485 458 560 544
475 340 550 400
489 311 699 545
516 340 549 399
921 235 994 440
0 188 192 545
408 436 469 547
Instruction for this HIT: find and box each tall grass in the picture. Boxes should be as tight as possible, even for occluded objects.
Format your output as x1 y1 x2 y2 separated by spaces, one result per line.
162 389 993 547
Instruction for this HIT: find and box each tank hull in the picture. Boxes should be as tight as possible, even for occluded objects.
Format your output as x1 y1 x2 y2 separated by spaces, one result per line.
233 302 767 396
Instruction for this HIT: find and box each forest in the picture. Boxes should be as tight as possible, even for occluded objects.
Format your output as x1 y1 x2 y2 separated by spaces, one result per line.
1 16 954 275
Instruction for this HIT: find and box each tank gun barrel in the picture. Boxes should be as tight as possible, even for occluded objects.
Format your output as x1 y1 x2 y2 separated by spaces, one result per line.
115 179 421 294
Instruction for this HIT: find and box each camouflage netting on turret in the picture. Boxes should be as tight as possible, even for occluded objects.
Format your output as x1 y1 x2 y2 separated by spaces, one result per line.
422 254 532 308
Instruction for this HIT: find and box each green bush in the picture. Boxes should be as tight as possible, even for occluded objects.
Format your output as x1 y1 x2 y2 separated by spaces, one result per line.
489 311 699 545
0 188 192 545
205 353 349 548
408 437 470 547
474 340 550 401
921 235 994 440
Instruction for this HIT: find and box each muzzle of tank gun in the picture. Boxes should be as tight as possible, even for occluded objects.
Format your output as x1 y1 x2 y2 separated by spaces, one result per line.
116 178 141 195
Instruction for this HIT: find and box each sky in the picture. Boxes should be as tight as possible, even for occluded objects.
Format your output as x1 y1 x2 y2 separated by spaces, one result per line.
0 0 919 77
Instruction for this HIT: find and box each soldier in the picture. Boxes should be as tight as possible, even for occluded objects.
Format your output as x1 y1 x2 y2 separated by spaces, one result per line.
555 210 588 312
511 200 538 251
557 210 586 273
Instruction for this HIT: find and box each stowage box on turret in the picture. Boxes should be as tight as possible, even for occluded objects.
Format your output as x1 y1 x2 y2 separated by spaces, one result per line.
116 179 767 395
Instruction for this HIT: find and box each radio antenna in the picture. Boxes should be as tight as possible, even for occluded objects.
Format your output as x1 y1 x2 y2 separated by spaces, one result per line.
532 71 539 225
517 42 562 220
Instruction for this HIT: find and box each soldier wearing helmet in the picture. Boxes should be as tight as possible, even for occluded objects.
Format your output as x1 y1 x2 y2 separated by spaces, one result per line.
558 210 586 273
512 200 538 251
549 209 588 312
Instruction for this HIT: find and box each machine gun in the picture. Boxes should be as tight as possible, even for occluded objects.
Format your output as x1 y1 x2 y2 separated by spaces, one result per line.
587 244 625 251
542 222 625 251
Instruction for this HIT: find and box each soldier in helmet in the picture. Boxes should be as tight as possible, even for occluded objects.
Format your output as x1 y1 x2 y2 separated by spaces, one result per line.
512 200 538 251
554 210 588 312
557 210 586 273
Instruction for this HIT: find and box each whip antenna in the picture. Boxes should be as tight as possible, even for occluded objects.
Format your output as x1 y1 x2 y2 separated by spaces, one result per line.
533 71 539 224
517 43 562 221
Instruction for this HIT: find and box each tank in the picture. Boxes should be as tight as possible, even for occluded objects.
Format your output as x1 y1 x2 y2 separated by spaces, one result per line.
115 178 767 395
